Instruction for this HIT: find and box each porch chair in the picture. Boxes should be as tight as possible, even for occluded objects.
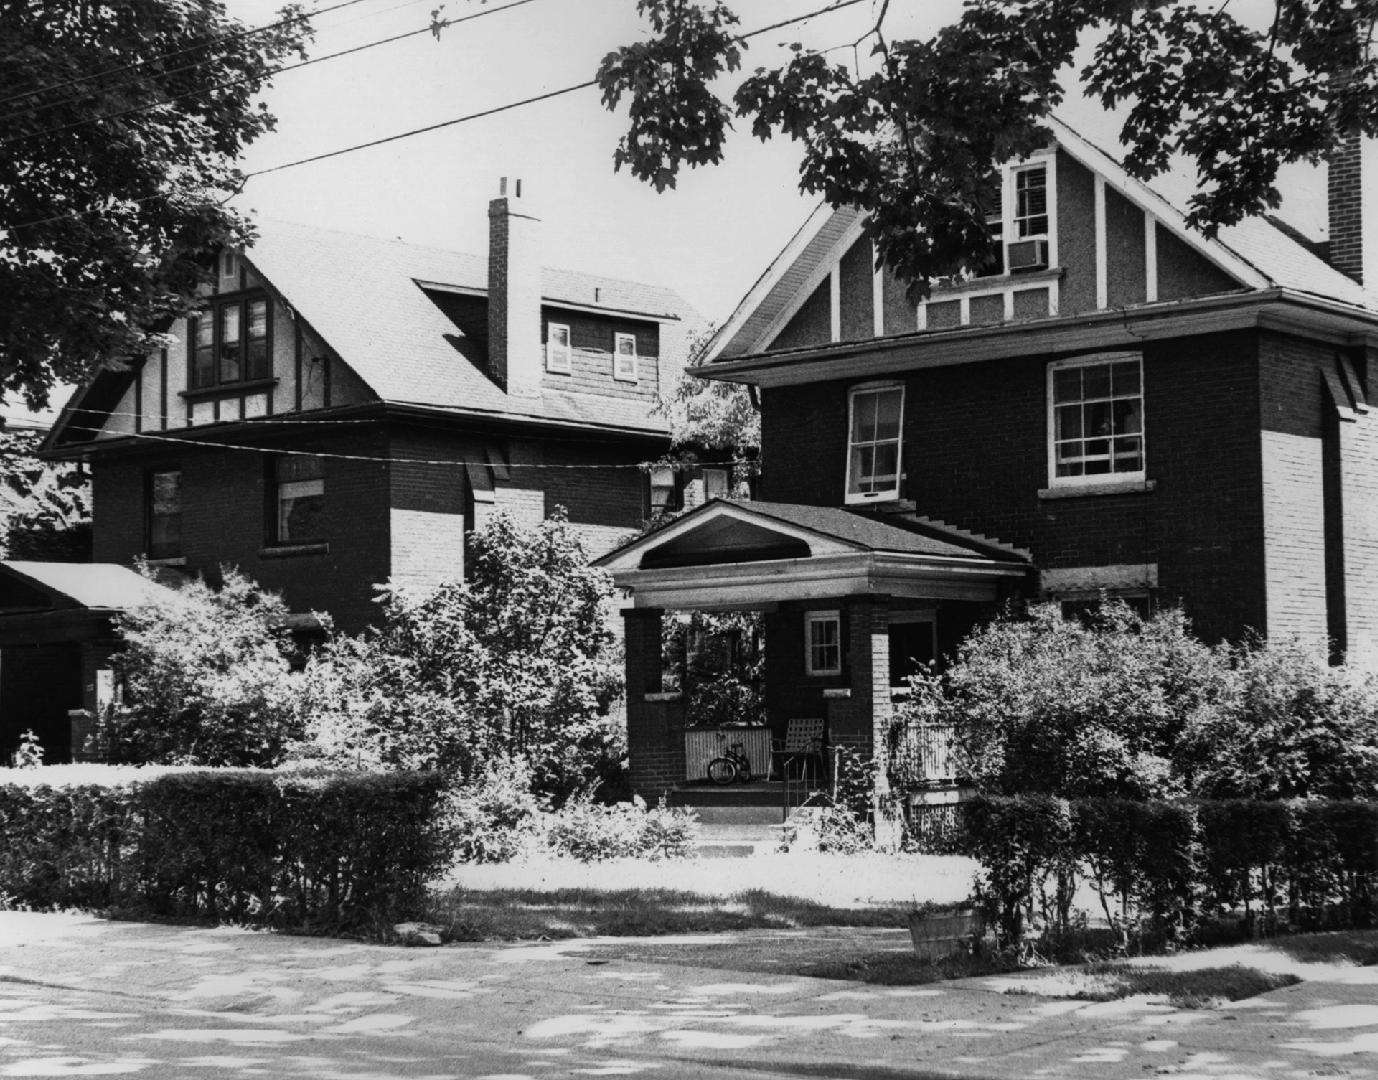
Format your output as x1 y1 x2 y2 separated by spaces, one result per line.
770 716 826 785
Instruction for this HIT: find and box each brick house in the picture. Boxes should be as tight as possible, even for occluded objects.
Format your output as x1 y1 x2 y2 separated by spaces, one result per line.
2 182 700 762
598 116 1378 801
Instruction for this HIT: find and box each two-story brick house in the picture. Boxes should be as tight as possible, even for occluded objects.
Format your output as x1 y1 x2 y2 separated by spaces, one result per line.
2 182 699 761
599 115 1378 799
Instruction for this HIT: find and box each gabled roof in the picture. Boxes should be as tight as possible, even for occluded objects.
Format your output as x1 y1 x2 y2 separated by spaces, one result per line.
706 114 1374 362
242 219 699 435
597 498 1031 571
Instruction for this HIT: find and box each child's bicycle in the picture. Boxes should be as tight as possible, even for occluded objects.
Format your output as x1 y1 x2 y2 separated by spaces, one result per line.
706 740 753 785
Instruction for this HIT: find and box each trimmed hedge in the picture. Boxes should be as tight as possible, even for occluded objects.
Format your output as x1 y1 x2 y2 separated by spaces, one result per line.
0 767 450 930
955 795 1378 948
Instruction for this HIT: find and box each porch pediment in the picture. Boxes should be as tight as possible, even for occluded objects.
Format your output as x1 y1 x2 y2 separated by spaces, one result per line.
596 500 1030 609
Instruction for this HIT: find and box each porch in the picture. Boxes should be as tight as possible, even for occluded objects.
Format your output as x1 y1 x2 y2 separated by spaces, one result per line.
596 499 1031 806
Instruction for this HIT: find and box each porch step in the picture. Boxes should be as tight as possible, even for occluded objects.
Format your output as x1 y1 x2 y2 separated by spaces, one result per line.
684 805 786 827
668 781 819 810
693 822 782 859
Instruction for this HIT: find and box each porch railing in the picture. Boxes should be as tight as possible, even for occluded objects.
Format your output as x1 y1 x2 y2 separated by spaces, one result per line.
892 722 959 786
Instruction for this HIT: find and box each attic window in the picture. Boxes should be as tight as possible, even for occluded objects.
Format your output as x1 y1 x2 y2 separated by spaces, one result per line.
614 332 638 382
547 322 572 374
1014 165 1049 239
190 294 271 390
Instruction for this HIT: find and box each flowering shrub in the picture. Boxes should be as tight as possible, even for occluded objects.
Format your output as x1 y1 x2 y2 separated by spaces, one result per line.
542 794 698 862
446 759 542 864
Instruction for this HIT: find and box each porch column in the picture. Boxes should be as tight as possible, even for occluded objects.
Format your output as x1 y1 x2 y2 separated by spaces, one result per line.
623 607 684 797
847 595 902 847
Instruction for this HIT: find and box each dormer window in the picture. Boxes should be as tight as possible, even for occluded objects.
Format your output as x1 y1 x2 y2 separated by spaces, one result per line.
190 295 271 390
614 332 638 382
546 322 572 374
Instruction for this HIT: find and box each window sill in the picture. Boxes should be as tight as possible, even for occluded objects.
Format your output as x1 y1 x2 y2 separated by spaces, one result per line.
181 377 279 402
143 556 186 567
259 542 329 559
1038 478 1156 500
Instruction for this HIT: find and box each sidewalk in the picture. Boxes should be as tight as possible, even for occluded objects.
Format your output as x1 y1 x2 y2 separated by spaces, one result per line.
1 911 1375 1079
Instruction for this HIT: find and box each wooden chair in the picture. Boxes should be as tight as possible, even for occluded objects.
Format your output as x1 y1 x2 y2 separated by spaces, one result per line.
770 717 825 784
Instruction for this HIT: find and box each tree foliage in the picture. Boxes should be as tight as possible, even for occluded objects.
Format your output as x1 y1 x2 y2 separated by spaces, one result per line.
0 428 90 560
600 0 1378 294
0 1 310 406
107 567 304 767
299 509 624 800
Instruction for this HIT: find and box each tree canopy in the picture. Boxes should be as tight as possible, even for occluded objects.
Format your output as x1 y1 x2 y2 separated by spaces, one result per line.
599 0 1378 294
0 1 309 407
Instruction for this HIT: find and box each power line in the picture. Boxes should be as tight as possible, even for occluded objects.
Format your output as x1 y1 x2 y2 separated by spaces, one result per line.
0 0 374 117
7 0 869 232
0 0 546 148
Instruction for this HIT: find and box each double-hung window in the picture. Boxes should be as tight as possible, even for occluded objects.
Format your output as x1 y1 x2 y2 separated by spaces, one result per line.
146 469 182 559
1049 353 1145 485
546 322 572 374
273 456 325 545
647 465 679 516
805 611 842 676
190 295 271 390
846 384 904 503
614 332 638 382
1013 165 1049 239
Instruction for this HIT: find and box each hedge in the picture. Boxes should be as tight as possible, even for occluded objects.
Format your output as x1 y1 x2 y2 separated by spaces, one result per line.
0 766 450 930
954 795 1378 948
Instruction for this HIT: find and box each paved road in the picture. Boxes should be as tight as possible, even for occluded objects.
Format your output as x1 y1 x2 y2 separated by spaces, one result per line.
2 911 1376 1079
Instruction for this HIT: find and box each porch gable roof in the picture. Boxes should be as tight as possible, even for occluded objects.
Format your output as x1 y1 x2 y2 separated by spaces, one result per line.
596 500 1029 608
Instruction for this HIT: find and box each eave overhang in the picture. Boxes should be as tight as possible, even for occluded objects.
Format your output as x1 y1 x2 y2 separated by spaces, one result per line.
610 550 1028 611
41 399 670 462
699 289 1378 389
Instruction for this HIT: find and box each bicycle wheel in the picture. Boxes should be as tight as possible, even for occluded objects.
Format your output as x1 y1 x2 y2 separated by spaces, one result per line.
706 757 738 785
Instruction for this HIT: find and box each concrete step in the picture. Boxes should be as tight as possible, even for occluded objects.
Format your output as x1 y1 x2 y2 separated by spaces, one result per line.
684 805 787 827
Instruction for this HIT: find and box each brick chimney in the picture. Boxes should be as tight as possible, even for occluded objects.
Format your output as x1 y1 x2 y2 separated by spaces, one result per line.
1328 131 1378 288
488 177 543 397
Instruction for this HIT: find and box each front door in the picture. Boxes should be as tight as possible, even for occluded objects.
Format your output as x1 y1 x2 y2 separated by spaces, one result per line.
888 618 936 689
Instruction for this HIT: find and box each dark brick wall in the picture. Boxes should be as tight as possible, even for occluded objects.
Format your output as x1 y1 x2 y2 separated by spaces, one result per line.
761 329 1268 642
0 643 82 761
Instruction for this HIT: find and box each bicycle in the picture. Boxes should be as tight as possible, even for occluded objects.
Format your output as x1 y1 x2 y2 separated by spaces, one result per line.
706 740 753 785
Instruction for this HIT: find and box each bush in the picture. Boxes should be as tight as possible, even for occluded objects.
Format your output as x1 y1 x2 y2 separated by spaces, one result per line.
108 568 305 767
0 765 450 931
954 794 1378 951
896 602 1220 799
446 759 541 864
543 794 698 861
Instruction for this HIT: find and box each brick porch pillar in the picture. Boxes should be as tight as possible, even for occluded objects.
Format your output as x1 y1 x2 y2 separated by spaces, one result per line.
846 594 901 847
623 607 680 796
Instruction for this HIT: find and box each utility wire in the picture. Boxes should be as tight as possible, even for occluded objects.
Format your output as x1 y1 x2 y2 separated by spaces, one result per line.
7 0 869 231
0 0 546 146
0 0 374 116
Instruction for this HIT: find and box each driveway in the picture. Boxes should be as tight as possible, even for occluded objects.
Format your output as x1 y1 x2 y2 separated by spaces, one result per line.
2 911 1376 1079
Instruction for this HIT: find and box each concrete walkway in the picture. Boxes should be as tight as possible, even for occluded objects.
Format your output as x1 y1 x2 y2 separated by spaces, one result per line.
1 911 1376 1079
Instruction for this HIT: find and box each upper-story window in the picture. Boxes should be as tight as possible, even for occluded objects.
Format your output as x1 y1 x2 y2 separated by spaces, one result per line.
546 322 572 374
190 295 271 390
1013 165 1049 239
647 465 680 516
146 469 181 559
614 332 638 382
1048 353 1145 486
846 383 904 504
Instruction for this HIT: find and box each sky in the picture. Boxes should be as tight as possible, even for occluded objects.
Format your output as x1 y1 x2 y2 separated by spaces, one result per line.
6 0 1310 426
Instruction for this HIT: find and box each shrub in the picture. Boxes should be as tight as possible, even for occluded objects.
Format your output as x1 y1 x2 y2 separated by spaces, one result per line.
543 794 698 861
108 568 305 767
446 758 542 864
297 509 623 802
0 765 450 930
897 602 1221 799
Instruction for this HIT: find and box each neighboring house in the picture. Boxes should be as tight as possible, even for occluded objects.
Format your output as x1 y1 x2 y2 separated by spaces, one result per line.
598 116 1378 801
2 181 699 761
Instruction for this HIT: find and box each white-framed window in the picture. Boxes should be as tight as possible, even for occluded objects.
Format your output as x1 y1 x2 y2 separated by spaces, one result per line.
846 383 904 503
1013 164 1050 239
1048 352 1145 486
805 610 842 676
546 322 571 374
273 455 325 544
614 332 638 382
702 467 729 500
647 465 679 515
221 251 238 279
